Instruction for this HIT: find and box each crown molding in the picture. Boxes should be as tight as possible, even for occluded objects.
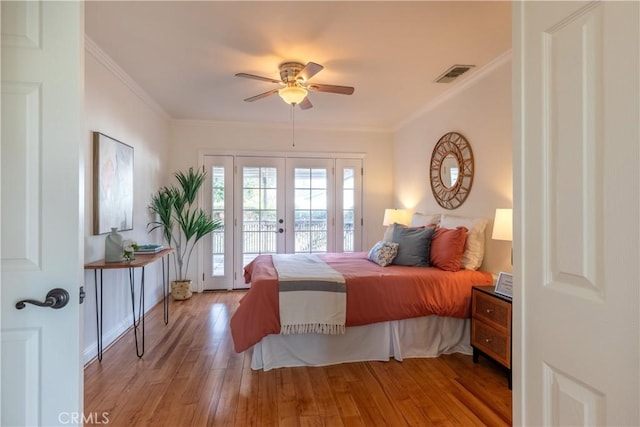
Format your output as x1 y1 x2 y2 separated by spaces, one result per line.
84 35 170 121
170 118 391 134
84 34 510 135
394 49 513 132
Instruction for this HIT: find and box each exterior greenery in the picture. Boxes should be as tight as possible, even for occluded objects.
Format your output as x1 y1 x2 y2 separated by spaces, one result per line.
149 167 222 281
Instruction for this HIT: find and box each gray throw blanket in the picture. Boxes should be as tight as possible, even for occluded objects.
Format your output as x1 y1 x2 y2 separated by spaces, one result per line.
272 254 346 335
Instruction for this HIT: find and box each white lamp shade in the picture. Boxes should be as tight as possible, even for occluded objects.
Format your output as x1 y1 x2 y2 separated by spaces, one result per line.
383 209 408 226
492 208 513 241
278 86 308 105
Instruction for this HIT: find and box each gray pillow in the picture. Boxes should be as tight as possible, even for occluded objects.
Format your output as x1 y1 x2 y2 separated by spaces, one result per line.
390 224 436 267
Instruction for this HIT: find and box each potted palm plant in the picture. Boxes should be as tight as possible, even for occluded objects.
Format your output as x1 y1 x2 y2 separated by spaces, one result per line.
148 167 222 300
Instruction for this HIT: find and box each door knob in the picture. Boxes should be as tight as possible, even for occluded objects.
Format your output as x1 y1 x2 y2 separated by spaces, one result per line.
15 288 70 310
278 228 284 233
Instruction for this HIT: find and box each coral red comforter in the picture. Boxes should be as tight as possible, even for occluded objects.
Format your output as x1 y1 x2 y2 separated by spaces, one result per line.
230 252 493 353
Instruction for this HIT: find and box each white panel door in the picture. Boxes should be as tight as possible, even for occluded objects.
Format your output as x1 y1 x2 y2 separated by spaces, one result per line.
514 1 639 425
1 1 83 425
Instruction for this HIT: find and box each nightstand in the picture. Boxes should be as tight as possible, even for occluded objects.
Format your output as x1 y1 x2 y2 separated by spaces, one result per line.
471 285 512 389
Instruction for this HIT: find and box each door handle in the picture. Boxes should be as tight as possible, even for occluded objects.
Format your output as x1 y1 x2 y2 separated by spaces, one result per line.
15 288 70 310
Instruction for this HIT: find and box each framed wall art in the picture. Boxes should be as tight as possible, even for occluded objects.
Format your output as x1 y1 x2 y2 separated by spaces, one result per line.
93 132 134 235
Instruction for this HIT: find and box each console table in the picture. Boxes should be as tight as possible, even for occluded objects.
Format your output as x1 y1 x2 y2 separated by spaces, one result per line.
84 248 174 361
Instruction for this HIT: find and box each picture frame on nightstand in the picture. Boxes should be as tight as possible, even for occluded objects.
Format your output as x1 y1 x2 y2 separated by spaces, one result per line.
494 272 513 299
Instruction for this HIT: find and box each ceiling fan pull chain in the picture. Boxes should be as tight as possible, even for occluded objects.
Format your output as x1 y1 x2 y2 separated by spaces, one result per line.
291 104 296 148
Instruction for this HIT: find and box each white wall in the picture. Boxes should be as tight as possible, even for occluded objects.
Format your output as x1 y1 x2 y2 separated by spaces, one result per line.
393 53 512 274
169 120 395 279
81 39 507 364
83 44 171 364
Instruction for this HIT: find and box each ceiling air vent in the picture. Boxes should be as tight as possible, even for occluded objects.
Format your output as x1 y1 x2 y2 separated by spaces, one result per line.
435 64 475 83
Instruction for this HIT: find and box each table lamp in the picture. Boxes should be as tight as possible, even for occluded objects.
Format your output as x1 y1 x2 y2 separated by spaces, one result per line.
492 208 513 264
383 209 408 226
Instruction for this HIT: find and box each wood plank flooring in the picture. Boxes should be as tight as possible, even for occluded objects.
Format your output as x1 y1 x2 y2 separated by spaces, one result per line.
84 291 512 426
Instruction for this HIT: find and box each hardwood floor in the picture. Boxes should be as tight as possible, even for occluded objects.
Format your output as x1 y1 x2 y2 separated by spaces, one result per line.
84 291 512 426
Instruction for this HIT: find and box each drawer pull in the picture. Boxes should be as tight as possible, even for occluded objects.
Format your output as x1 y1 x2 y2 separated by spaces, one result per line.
485 338 492 344
485 308 493 314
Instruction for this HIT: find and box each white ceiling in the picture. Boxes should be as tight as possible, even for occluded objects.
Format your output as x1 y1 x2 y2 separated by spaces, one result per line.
85 1 511 131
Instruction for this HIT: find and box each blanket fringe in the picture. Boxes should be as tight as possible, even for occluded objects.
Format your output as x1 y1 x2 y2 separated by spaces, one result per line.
281 323 346 335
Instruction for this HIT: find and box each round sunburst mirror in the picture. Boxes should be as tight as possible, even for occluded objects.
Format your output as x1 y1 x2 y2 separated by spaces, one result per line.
430 132 474 210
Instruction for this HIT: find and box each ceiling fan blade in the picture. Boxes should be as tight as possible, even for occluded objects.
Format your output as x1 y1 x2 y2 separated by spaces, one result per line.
298 97 313 110
307 83 355 95
235 73 282 84
244 89 279 102
296 62 324 82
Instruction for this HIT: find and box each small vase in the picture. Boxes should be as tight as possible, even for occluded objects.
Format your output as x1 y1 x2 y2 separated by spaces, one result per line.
105 227 124 263
171 280 192 300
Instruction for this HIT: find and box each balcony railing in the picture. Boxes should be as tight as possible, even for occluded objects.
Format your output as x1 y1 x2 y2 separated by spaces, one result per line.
210 221 354 276
211 221 354 254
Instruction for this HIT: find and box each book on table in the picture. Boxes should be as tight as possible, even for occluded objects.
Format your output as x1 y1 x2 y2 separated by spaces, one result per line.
133 244 164 254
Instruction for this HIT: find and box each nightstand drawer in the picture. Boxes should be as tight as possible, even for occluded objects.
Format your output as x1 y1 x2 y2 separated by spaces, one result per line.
471 321 510 368
472 290 511 331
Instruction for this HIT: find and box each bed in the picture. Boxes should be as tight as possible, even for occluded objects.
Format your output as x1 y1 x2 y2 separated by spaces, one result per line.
230 249 493 371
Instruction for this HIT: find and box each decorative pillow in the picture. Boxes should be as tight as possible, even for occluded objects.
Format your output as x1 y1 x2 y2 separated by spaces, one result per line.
367 241 400 267
439 215 488 270
391 224 436 267
410 212 440 227
430 226 468 272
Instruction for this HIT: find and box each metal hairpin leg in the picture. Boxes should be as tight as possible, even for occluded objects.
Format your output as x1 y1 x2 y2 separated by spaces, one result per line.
129 266 145 358
94 269 104 362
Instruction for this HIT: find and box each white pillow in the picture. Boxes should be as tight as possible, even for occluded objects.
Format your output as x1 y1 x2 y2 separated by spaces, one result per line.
383 224 395 242
439 214 488 270
411 213 440 227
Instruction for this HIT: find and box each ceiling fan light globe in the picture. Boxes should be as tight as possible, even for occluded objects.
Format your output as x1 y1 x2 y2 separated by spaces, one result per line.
278 86 307 105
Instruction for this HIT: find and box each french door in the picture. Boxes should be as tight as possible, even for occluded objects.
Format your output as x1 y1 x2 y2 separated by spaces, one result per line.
202 154 362 290
286 158 335 253
235 156 286 288
201 156 235 290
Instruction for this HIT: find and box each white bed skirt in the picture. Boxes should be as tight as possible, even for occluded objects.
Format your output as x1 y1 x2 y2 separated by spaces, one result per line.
251 315 472 371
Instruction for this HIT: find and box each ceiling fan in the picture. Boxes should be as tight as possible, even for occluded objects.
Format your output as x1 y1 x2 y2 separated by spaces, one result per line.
235 61 355 110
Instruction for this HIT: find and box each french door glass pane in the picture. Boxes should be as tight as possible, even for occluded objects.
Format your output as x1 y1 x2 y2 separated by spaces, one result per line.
211 166 225 276
242 167 278 266
342 167 355 252
294 168 328 253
